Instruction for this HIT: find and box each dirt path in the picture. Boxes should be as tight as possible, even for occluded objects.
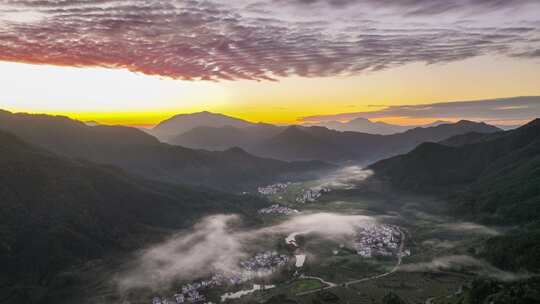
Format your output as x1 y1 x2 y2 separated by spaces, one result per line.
345 227 406 286
296 227 406 296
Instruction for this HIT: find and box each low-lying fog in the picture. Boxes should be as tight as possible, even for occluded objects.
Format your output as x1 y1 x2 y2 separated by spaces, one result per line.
400 255 531 281
312 166 373 190
116 212 376 290
115 165 525 293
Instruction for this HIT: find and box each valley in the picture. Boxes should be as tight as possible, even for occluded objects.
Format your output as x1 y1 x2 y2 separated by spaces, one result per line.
105 166 506 304
2 1 540 302
1 112 538 304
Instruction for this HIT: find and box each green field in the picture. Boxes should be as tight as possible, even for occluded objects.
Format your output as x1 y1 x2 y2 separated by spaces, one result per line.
251 180 490 304
290 279 324 294
78 178 503 304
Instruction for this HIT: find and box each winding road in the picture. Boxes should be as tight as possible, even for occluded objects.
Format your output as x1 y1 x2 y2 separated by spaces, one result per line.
296 227 407 296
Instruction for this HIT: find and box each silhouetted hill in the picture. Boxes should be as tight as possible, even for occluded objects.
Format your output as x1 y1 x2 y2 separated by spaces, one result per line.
385 120 500 146
169 114 500 163
173 123 283 151
253 126 351 161
249 120 501 162
0 130 266 304
0 111 331 191
152 111 254 141
307 117 411 134
370 119 540 223
439 131 491 147
452 277 540 304
370 119 540 274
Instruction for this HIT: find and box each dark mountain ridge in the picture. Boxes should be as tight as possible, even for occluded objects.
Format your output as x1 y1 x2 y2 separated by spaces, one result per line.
0 110 331 191
172 123 284 151
0 129 266 304
305 117 412 134
251 120 501 162
369 118 540 223
151 111 254 141
369 119 540 277
172 118 501 163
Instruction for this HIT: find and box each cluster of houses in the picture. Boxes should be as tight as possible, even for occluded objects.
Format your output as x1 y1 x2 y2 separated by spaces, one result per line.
258 204 299 215
151 251 289 304
353 225 402 258
152 293 212 304
152 276 220 304
257 182 331 205
240 251 289 274
257 182 290 195
295 187 330 203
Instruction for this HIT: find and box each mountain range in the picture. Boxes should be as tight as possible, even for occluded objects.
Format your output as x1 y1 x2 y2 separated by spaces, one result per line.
304 117 452 134
370 118 540 223
0 110 331 191
151 111 255 141
369 119 540 276
160 112 501 163
152 112 459 140
1 107 538 304
0 128 268 303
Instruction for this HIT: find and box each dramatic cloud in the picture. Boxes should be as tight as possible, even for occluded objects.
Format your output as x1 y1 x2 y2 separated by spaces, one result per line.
299 96 540 124
280 0 540 15
0 0 539 80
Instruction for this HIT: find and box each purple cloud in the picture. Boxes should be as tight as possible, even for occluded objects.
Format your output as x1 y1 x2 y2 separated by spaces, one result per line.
299 96 540 123
0 0 538 81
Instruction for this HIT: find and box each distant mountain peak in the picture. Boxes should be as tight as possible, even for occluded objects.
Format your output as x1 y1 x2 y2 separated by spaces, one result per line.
180 111 221 117
164 111 246 121
348 117 392 126
151 111 254 141
455 119 480 125
349 117 371 122
526 118 540 127
306 117 411 135
281 125 309 135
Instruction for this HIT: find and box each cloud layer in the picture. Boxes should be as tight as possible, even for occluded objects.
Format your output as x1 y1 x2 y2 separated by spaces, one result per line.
399 255 530 281
116 212 375 290
300 96 540 124
0 1 539 80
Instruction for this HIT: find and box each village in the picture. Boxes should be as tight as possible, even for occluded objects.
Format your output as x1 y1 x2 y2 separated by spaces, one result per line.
151 251 290 304
151 224 411 304
257 181 332 205
353 224 408 258
295 187 331 204
258 204 299 215
151 182 409 304
257 182 290 195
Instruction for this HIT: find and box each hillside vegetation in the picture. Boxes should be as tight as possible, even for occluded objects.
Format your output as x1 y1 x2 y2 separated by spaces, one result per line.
0 110 330 191
370 119 540 277
0 130 266 304
172 116 501 163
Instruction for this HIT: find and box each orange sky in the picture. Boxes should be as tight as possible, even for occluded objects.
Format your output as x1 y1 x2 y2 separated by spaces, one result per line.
2 54 539 127
2 1 540 127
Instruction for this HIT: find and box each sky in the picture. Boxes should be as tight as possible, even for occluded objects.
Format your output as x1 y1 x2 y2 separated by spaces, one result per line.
1 0 540 127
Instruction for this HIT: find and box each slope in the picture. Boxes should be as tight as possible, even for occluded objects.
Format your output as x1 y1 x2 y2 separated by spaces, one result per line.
0 129 266 304
0 110 331 191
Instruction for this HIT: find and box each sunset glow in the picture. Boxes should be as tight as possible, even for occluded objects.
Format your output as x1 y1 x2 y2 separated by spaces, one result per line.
1 0 540 126
3 2 540 303
2 55 539 127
